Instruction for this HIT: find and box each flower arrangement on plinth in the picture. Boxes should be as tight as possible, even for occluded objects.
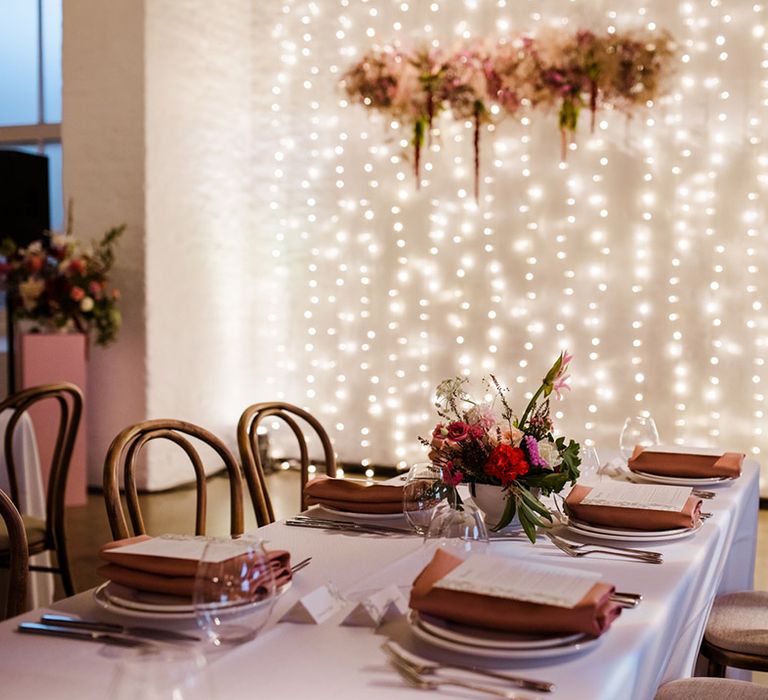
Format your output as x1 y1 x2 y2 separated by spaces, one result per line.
341 27 676 193
0 222 125 347
420 352 581 543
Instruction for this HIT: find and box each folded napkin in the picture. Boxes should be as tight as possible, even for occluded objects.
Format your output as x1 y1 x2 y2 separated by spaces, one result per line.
303 475 404 514
98 535 291 597
565 484 702 531
628 446 743 479
409 549 621 637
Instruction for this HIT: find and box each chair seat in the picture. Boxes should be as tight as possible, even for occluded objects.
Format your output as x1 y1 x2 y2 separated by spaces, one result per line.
655 678 768 700
705 591 768 656
0 515 46 553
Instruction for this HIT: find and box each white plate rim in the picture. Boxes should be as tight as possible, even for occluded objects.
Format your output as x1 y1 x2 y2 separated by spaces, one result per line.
408 612 599 660
630 469 734 486
567 516 689 538
417 612 582 649
315 505 405 520
95 580 291 619
564 520 702 542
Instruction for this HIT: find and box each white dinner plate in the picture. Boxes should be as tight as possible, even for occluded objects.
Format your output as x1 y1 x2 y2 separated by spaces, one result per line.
630 469 734 486
564 519 703 542
567 517 689 538
94 580 291 619
417 613 582 650
316 505 405 521
408 612 601 660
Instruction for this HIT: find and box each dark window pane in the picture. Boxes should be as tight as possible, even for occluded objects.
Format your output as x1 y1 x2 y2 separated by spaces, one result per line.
0 2 40 126
43 141 62 230
41 0 62 123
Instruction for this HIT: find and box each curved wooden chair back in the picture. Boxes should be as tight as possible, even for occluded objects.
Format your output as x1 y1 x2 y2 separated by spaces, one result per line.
0 382 82 597
103 419 245 540
0 487 28 619
237 402 336 525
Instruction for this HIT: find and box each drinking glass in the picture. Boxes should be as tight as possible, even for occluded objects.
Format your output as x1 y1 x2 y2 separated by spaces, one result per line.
193 536 277 646
579 445 602 483
619 415 660 461
403 462 455 535
109 646 208 700
423 501 489 559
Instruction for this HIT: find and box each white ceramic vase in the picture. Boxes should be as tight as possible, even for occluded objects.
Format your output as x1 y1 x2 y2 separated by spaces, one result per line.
470 483 516 530
470 483 541 530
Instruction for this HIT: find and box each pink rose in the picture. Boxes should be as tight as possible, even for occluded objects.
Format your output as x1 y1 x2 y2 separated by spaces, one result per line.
446 421 470 442
88 281 103 296
70 286 85 302
469 425 485 439
432 423 447 439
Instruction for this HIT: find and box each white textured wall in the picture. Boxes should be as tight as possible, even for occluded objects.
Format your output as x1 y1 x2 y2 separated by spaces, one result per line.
63 0 768 491
257 1 768 481
62 0 148 487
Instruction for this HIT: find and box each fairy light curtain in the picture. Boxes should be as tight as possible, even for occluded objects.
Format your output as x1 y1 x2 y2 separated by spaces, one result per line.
257 0 768 480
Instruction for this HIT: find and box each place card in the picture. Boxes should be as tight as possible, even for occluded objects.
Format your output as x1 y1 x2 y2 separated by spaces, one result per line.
341 585 408 627
581 481 691 512
433 554 601 609
280 584 346 625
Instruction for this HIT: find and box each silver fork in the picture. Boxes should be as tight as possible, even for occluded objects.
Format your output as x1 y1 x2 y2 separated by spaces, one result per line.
389 655 525 699
381 641 553 693
549 537 662 564
546 532 663 559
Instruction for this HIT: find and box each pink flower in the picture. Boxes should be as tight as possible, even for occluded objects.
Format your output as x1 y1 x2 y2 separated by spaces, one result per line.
88 281 103 296
446 422 470 442
469 425 485 439
432 423 447 439
442 461 464 487
70 286 85 302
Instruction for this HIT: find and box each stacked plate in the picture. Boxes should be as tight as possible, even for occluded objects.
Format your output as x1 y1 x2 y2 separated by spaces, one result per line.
565 516 703 542
628 469 734 487
93 580 290 620
407 611 601 660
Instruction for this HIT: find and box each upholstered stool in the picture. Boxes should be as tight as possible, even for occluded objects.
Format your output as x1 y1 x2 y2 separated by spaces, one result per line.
702 592 768 675
655 678 768 700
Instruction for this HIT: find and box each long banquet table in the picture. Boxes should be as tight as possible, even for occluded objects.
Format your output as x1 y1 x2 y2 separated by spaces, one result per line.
0 457 760 700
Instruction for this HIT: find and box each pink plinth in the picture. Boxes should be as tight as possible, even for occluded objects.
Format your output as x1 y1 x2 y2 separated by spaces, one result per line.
16 333 88 507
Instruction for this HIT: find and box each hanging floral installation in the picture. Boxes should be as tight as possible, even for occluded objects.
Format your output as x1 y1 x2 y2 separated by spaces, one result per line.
341 27 676 199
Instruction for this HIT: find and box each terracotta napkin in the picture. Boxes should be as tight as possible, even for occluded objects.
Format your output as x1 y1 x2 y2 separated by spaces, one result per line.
98 535 291 597
627 446 743 479
409 549 621 637
565 484 702 531
303 475 404 514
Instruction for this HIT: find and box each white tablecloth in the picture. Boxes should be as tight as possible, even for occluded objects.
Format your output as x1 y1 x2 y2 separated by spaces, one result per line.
0 458 759 700
0 409 54 610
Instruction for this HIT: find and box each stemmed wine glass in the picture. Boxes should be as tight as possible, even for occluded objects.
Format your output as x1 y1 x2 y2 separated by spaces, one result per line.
403 463 455 535
578 445 602 483
423 501 489 559
193 536 277 647
619 415 660 461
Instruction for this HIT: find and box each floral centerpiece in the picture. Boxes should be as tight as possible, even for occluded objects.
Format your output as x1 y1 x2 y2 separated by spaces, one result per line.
420 352 581 542
0 223 125 347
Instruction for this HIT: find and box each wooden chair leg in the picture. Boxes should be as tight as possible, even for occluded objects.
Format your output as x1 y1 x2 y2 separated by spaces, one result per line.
56 551 76 597
706 658 727 677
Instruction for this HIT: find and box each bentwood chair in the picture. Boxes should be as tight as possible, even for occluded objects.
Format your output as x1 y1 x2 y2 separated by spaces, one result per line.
700 591 768 676
237 402 336 525
0 487 28 619
103 419 245 539
655 678 768 699
0 383 82 597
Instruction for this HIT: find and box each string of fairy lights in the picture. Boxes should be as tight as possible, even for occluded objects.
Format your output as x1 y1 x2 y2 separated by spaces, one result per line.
263 0 767 479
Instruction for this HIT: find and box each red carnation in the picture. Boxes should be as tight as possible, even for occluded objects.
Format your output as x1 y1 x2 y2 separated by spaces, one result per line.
484 444 529 485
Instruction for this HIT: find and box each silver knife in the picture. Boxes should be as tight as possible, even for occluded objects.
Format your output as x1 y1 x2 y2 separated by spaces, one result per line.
18 621 152 647
382 641 554 693
40 614 201 642
287 518 411 536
